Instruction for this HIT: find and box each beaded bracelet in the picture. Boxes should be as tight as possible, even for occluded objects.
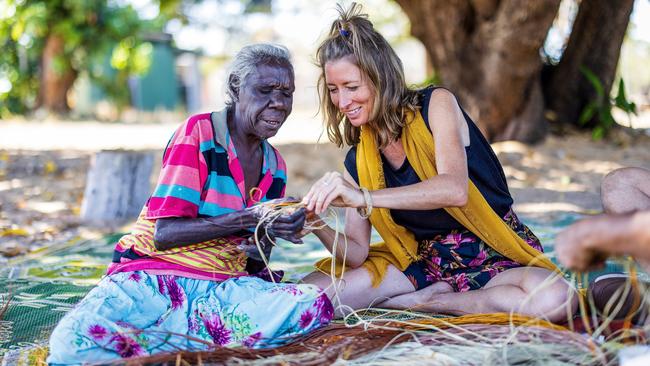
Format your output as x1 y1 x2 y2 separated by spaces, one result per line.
357 187 373 219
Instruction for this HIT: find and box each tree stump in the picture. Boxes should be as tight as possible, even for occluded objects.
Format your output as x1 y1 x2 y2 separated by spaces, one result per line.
81 150 154 226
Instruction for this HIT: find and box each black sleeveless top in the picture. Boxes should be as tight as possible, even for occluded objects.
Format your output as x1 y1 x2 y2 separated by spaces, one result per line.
344 86 513 241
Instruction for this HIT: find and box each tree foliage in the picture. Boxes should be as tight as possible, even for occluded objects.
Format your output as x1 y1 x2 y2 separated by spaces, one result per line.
579 68 637 139
0 0 164 116
542 0 635 140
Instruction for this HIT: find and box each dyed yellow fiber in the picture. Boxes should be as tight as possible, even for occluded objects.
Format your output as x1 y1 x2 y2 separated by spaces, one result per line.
402 313 568 332
317 110 560 286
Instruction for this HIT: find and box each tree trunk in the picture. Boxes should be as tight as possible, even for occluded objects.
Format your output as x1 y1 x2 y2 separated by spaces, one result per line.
543 0 634 127
81 151 154 226
395 0 560 142
38 33 77 114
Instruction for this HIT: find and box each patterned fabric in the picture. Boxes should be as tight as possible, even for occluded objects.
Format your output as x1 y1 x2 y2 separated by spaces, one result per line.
403 209 544 291
108 209 248 281
110 110 288 279
47 273 333 364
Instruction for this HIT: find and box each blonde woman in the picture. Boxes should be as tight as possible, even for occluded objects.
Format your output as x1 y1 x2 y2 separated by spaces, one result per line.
302 3 577 323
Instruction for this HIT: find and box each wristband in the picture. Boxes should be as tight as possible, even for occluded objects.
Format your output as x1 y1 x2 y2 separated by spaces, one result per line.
356 187 373 219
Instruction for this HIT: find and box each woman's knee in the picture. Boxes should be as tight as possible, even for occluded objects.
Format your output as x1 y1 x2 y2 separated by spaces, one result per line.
547 286 579 323
601 167 650 213
547 278 578 311
526 271 578 320
301 271 335 292
602 168 631 194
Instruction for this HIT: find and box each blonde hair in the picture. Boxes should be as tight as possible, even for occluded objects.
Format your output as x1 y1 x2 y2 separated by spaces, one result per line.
316 3 419 149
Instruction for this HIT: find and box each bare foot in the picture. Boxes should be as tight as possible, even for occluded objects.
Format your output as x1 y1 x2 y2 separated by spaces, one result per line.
377 281 454 310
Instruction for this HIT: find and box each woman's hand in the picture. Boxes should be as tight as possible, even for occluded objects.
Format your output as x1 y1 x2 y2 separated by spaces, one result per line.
555 218 609 271
265 207 306 244
301 172 366 215
297 210 327 238
246 197 307 244
555 212 650 271
239 234 276 262
238 200 306 269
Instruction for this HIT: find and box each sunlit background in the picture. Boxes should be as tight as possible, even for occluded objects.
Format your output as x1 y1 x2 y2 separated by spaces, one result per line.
1 2 650 358
1 0 649 149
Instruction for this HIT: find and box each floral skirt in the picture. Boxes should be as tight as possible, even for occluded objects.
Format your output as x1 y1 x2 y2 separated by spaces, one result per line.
403 209 543 292
47 272 333 365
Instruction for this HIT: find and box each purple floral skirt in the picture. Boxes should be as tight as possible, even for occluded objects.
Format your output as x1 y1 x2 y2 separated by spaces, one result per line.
47 273 333 365
403 209 543 292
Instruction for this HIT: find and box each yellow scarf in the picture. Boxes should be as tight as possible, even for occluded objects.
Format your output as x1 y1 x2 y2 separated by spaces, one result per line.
316 111 559 286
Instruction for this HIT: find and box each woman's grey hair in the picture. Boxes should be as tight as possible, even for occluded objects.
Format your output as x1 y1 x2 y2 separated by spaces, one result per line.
225 43 293 106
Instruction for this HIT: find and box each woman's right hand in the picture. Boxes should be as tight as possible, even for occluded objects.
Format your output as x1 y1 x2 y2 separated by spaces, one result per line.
555 218 608 271
246 198 306 244
301 172 366 215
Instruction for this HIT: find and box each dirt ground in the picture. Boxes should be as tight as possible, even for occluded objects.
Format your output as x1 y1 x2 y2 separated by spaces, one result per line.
0 122 649 259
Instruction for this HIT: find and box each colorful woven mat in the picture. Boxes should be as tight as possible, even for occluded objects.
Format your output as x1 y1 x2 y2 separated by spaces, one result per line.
0 234 121 357
0 212 630 362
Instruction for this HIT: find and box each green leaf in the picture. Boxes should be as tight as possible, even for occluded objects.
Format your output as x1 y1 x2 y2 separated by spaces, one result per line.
52 55 71 75
592 126 605 140
110 41 131 70
579 66 604 99
578 102 598 125
598 106 615 128
629 102 637 115
614 79 627 105
614 78 638 115
131 42 153 75
10 20 24 41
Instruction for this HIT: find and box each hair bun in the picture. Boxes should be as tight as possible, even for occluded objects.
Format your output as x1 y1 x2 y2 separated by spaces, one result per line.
338 23 351 37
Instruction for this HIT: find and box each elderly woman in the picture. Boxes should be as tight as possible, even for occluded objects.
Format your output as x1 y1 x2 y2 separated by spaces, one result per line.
48 44 333 364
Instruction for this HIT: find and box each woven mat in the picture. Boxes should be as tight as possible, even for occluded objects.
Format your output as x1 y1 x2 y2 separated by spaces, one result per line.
0 212 632 362
0 234 121 357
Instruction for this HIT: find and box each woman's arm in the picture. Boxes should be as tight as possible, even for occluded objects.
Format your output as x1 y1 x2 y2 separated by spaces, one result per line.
372 88 469 210
307 170 372 268
623 211 650 260
153 209 258 250
154 206 305 251
556 211 650 270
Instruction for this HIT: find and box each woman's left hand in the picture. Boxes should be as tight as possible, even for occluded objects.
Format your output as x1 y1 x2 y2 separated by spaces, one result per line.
301 172 365 215
239 235 274 262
